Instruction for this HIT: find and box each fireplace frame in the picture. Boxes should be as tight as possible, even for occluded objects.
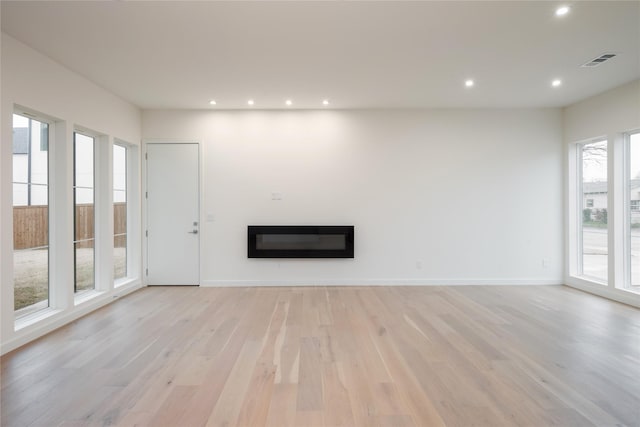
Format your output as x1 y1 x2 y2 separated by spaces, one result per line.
248 225 354 258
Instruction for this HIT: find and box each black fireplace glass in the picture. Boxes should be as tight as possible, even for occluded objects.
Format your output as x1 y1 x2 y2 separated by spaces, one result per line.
248 226 354 258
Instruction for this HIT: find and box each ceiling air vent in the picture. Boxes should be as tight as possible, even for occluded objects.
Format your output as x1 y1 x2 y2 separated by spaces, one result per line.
582 53 617 67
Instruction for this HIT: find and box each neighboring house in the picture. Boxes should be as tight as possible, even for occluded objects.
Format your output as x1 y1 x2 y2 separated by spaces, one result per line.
583 179 640 222
13 126 28 154
12 127 29 205
12 124 48 206
633 181 640 222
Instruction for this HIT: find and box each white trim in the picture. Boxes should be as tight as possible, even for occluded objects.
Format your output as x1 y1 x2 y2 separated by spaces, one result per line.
13 104 61 125
1 281 142 356
124 143 142 283
15 307 63 331
201 279 564 287
566 141 577 278
198 141 204 286
623 130 640 289
566 276 640 308
95 134 113 293
115 277 137 289
73 289 105 306
610 133 625 289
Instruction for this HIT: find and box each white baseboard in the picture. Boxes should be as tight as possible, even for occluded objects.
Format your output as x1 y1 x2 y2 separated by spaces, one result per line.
200 278 563 287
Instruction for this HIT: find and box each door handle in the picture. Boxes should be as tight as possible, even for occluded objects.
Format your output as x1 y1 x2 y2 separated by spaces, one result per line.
188 230 198 234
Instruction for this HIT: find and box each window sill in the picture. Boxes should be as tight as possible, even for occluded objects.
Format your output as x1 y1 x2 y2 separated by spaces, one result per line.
74 289 105 306
565 277 640 308
572 274 608 286
618 285 640 295
15 307 63 332
115 277 137 288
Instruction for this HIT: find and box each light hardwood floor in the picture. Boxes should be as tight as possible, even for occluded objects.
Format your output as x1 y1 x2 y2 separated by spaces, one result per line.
1 285 639 427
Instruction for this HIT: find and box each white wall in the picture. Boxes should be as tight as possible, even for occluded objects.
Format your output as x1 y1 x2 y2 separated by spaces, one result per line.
1 34 141 139
563 79 640 307
143 108 564 286
564 80 640 143
1 33 142 354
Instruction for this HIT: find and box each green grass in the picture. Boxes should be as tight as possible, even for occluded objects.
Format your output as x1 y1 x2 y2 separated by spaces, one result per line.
14 248 126 311
14 283 48 311
584 221 640 229
583 221 608 229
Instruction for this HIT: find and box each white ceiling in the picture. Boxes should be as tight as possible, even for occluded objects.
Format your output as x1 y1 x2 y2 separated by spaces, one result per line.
2 1 639 110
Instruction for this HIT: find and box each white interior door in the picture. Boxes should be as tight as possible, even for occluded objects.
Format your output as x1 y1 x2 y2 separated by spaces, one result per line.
146 143 200 285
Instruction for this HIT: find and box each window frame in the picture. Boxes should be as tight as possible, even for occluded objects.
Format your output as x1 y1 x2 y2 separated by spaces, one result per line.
624 130 640 291
72 130 97 294
113 141 129 285
12 111 52 318
5 103 144 351
576 138 609 284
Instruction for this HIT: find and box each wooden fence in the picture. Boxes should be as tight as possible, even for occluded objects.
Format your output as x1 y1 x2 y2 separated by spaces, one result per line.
14 203 126 250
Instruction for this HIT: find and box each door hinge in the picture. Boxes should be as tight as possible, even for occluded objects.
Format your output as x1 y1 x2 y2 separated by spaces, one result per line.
145 191 148 199
145 152 148 160
146 268 148 276
145 230 148 237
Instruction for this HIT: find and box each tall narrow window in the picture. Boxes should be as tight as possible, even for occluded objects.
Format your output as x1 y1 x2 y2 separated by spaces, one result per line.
13 114 49 316
113 144 127 282
628 132 640 291
579 139 608 283
74 132 95 293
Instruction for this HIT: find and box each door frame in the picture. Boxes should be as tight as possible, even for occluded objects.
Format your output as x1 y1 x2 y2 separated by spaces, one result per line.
142 139 203 286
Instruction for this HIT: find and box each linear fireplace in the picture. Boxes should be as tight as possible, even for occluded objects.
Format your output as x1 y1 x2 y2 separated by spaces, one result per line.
248 225 354 258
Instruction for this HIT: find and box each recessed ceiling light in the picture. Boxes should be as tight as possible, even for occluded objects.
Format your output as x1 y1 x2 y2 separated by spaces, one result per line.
552 79 562 87
322 99 330 106
285 100 292 106
247 99 254 106
465 79 474 88
555 5 570 16
209 100 217 105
